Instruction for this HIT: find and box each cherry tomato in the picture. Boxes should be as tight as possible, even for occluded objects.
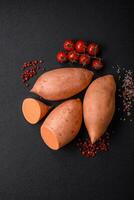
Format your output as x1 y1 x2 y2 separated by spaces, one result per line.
87 43 100 56
64 40 74 51
68 51 79 63
75 40 86 53
92 59 104 70
56 51 67 63
79 54 91 66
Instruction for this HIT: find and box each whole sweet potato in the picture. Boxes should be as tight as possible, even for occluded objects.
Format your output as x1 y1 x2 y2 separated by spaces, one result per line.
83 75 116 143
31 68 94 100
40 99 82 150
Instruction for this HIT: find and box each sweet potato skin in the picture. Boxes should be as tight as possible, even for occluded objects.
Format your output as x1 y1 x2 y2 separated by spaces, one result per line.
31 68 94 100
83 75 116 143
40 99 82 150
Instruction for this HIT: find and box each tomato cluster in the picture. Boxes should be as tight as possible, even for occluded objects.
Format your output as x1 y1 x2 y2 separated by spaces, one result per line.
56 40 104 70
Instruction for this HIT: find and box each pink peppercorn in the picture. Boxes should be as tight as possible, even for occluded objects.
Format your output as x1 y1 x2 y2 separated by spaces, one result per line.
20 59 44 87
77 132 110 158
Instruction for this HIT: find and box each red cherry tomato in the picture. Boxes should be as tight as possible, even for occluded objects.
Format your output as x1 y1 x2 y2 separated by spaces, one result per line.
64 40 74 51
92 59 104 70
56 51 67 63
87 43 100 56
79 54 91 66
75 40 86 53
68 51 79 63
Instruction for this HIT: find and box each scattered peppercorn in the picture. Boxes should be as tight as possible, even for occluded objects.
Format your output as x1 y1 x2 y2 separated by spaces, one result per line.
20 59 45 87
77 132 110 158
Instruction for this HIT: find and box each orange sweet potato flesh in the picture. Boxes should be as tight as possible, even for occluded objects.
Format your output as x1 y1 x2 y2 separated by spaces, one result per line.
83 75 116 143
31 68 94 101
40 99 82 150
22 98 50 124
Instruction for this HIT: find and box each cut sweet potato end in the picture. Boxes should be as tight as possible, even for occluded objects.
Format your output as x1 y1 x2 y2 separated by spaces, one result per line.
22 98 42 124
41 126 60 150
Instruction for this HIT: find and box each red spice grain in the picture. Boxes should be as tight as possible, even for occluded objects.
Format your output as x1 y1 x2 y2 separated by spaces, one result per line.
77 132 110 158
20 59 45 87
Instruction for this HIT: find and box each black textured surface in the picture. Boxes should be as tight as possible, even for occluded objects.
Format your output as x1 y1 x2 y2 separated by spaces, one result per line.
0 1 134 199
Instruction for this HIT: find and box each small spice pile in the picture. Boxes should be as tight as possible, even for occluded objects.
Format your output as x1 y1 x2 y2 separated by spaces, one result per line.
113 64 134 122
77 132 110 158
21 59 45 87
121 69 134 119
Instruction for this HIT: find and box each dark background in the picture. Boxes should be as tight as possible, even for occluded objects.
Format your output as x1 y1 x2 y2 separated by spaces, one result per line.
0 0 134 199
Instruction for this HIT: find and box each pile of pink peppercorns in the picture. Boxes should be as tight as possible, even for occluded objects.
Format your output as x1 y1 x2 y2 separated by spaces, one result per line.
21 59 45 87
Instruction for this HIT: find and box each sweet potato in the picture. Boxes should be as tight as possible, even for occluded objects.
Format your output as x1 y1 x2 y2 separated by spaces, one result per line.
22 98 50 124
83 75 116 143
31 68 94 100
40 99 82 150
